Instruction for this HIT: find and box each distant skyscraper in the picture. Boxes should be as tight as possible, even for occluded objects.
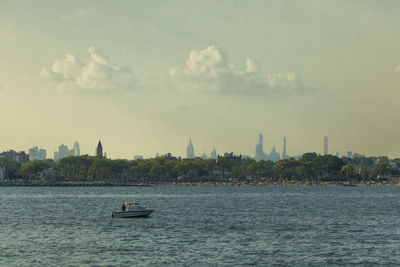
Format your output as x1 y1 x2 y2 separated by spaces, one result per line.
186 137 195 159
282 137 289 159
58 144 69 160
96 140 103 157
29 146 38 161
255 134 265 161
73 141 80 156
210 148 217 159
38 149 46 160
54 151 59 162
323 136 328 155
269 146 280 162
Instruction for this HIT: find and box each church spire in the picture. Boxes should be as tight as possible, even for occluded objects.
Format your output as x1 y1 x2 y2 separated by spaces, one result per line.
96 140 103 157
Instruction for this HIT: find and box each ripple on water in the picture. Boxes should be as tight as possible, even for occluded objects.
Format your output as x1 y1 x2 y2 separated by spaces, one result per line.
1 186 400 266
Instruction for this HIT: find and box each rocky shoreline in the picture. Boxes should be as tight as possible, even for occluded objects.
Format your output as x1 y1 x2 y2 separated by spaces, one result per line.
0 179 398 187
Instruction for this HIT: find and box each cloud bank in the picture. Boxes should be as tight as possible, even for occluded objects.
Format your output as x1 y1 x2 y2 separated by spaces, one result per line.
170 45 310 95
41 47 136 91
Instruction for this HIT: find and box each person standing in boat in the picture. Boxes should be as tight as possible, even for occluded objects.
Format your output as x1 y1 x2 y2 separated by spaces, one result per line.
121 203 126 212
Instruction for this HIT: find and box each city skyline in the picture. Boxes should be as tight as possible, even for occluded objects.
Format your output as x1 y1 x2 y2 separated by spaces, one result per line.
4 134 372 161
2 1 400 158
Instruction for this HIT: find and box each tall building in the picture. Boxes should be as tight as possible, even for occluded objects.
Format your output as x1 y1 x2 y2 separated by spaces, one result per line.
269 146 280 162
210 148 217 159
186 137 195 159
323 136 328 155
96 140 103 157
73 141 80 156
58 144 69 160
255 134 266 161
282 137 289 159
38 149 46 160
54 151 59 162
29 146 39 161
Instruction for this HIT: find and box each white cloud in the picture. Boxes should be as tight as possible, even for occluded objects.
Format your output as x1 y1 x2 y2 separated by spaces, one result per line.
394 65 400 74
41 47 136 91
170 45 311 95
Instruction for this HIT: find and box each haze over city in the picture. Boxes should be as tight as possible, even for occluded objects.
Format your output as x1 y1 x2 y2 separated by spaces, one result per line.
1 0 400 159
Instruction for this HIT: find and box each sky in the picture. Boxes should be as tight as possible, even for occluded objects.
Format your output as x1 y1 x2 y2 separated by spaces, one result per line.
1 0 400 159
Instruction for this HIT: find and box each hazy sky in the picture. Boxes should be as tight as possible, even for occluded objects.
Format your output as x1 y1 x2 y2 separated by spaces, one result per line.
1 0 400 159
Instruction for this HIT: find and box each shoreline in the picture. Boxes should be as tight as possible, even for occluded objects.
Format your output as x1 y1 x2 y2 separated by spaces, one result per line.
0 180 398 187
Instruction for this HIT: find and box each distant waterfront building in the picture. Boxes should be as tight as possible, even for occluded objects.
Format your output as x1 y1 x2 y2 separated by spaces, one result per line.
38 149 46 160
282 137 289 159
218 152 242 165
134 155 143 160
53 142 79 161
29 146 39 161
201 152 208 160
0 150 29 164
96 140 103 157
29 147 46 161
73 141 80 156
323 136 328 155
54 144 69 162
347 151 353 158
186 137 195 159
255 134 266 161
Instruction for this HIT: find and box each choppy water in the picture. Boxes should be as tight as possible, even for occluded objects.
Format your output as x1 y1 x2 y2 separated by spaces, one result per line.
1 186 400 266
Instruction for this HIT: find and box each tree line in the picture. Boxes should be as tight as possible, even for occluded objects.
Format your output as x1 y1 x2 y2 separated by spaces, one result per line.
1 153 399 182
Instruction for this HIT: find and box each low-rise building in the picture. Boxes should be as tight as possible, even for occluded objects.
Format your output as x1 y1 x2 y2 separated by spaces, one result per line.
0 150 29 164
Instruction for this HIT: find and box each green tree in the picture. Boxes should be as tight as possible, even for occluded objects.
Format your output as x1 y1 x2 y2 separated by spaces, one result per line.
340 164 353 179
18 160 51 179
273 159 300 179
371 162 391 178
87 158 115 180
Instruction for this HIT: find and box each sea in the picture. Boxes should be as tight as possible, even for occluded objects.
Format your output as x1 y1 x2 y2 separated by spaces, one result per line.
1 185 400 266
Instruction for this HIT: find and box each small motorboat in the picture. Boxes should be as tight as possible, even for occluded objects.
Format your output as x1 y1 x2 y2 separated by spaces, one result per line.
112 202 153 218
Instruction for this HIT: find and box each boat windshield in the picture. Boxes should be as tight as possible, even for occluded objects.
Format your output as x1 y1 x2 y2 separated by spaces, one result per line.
122 202 143 211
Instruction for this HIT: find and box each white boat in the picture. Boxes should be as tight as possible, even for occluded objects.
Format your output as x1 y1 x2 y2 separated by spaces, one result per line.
112 202 153 218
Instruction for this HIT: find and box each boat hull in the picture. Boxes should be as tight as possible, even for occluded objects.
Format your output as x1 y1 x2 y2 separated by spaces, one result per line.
112 210 153 218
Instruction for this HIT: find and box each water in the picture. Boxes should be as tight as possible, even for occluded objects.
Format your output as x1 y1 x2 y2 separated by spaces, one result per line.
1 186 400 266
